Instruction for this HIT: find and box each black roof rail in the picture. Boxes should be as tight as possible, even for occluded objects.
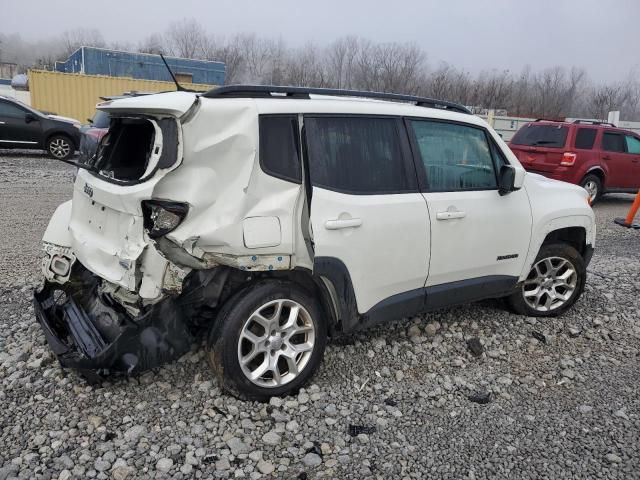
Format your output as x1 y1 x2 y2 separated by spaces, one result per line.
201 85 471 114
534 118 566 122
572 119 616 127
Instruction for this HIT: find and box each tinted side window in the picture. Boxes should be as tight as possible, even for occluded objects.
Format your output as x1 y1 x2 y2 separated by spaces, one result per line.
305 116 413 194
259 115 301 183
625 135 640 154
0 101 26 117
574 128 597 149
410 120 497 191
602 133 625 153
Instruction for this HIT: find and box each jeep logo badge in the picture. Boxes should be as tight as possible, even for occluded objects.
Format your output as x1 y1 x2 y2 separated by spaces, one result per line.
84 183 93 198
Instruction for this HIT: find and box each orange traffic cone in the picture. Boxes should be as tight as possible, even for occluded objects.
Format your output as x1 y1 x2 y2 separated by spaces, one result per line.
614 190 640 229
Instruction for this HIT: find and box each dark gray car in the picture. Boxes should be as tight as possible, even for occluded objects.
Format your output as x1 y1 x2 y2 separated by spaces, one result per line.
0 95 81 160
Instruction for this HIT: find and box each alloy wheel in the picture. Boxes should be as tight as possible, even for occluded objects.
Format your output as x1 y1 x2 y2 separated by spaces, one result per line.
49 138 71 158
522 256 578 312
237 299 315 388
583 180 599 202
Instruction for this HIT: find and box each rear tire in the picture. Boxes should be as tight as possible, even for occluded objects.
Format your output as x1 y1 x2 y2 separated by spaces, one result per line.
507 243 586 317
580 174 602 203
46 134 74 160
207 280 327 401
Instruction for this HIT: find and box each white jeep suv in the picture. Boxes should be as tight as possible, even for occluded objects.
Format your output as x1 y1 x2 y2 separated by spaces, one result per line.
35 86 595 400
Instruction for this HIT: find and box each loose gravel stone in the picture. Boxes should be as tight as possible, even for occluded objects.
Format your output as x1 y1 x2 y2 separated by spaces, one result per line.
262 430 281 446
156 458 173 473
257 459 275 474
302 452 323 467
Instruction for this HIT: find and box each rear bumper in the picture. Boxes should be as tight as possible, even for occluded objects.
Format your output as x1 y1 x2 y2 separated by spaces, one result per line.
33 269 194 380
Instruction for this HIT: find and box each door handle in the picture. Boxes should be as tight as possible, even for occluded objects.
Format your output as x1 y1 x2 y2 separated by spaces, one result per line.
0 121 5 124
436 210 466 220
325 218 363 230
602 155 611 160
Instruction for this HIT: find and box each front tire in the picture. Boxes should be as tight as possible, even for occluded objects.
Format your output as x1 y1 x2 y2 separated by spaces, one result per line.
580 174 602 203
46 134 74 160
507 243 586 317
207 281 327 401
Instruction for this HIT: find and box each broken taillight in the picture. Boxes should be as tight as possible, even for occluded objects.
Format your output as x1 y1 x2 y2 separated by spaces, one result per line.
142 200 189 238
560 152 577 166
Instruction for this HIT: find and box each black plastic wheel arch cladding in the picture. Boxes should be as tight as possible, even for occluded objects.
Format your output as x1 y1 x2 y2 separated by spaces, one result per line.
312 257 359 333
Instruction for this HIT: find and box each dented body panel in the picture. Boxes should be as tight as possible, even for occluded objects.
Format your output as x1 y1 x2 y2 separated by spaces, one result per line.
36 90 597 379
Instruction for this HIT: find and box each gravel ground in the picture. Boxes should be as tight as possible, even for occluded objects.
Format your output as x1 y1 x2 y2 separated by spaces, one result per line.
1 151 639 480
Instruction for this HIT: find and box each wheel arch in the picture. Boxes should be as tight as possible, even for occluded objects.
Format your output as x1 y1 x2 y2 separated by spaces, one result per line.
583 167 605 185
45 130 78 150
542 226 588 256
193 265 342 337
520 215 595 281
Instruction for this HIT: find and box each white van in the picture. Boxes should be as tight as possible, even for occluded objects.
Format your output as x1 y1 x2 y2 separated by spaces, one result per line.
35 86 595 400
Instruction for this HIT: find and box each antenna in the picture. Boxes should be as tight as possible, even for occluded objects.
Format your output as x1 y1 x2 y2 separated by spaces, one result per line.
159 54 196 92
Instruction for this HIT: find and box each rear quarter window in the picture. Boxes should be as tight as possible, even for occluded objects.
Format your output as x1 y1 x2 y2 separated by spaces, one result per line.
511 124 568 148
574 128 597 150
259 115 302 183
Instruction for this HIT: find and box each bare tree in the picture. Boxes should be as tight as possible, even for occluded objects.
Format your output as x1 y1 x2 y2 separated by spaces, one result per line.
587 82 636 120
60 29 106 58
166 18 207 59
4 23 640 121
138 34 167 55
200 35 244 84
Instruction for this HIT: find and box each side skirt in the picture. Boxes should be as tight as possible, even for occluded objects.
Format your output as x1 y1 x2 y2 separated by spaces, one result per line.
356 275 518 332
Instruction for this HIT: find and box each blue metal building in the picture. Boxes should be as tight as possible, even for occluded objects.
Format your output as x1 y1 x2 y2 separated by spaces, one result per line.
55 47 225 85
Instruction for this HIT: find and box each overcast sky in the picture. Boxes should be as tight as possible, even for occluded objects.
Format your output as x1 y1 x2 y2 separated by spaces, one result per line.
4 0 639 82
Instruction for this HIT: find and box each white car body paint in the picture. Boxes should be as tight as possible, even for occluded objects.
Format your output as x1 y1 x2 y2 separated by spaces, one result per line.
41 91 596 314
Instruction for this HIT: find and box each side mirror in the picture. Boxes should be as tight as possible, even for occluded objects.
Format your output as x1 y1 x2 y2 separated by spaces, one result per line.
498 165 516 196
25 113 38 124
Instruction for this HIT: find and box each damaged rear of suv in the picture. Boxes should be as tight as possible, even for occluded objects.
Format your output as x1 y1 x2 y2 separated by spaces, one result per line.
35 86 595 400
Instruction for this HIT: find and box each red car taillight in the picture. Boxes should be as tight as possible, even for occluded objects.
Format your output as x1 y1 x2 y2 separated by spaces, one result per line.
560 152 577 166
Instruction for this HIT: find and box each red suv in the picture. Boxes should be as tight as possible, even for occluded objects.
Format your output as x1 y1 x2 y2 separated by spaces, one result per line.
509 120 640 201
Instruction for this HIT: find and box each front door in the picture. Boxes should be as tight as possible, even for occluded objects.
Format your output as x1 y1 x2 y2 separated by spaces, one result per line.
406 118 532 298
624 134 640 189
0 100 41 148
305 115 430 315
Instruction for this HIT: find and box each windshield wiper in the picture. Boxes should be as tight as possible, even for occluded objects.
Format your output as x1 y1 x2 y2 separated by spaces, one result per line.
531 140 558 146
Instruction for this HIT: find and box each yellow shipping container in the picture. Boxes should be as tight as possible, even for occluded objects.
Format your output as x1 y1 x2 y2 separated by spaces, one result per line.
28 69 213 122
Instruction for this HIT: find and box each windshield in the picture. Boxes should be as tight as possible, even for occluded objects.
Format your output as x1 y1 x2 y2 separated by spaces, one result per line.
91 110 111 129
511 124 568 148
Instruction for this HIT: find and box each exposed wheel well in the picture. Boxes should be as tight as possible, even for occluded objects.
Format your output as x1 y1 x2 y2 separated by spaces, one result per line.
583 169 604 184
542 227 587 256
201 268 339 336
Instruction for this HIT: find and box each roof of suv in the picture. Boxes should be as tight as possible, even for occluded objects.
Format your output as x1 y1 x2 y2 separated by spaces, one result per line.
101 88 487 128
527 119 618 129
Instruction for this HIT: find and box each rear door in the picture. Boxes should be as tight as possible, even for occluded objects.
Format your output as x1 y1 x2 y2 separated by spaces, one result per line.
508 123 569 173
601 131 634 188
408 118 532 302
305 115 430 315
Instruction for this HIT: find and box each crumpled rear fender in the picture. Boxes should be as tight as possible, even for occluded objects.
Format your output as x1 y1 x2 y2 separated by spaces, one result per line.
43 200 73 247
